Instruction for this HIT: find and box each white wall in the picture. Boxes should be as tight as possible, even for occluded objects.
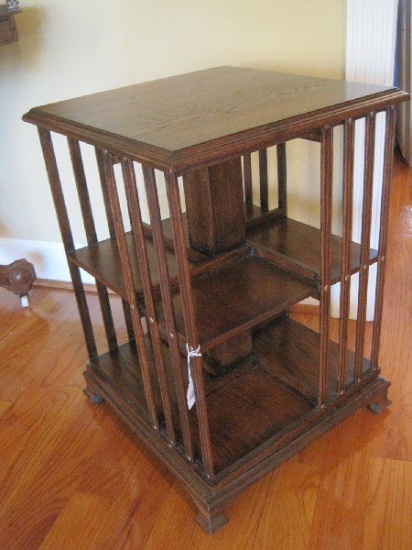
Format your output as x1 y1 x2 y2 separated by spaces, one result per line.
0 0 346 279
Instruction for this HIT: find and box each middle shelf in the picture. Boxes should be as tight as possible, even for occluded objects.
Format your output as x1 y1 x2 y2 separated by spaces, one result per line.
68 213 377 350
165 252 315 350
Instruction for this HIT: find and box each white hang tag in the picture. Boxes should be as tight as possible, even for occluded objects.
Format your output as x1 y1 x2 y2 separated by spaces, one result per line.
186 344 201 410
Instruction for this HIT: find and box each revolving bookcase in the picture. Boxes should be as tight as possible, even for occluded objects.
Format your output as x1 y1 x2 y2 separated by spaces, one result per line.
23 67 409 532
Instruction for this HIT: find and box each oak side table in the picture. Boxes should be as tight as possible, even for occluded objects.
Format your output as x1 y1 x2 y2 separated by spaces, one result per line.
23 67 409 532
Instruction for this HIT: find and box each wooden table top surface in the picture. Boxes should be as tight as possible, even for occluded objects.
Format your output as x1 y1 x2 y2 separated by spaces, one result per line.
23 66 408 172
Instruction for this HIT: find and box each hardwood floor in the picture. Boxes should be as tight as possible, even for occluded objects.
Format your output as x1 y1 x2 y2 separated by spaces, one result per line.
1 152 411 549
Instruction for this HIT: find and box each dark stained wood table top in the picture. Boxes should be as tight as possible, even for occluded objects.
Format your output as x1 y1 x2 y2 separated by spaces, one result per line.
23 66 408 172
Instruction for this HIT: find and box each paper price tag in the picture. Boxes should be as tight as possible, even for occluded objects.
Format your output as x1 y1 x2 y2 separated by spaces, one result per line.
187 369 196 409
186 344 201 410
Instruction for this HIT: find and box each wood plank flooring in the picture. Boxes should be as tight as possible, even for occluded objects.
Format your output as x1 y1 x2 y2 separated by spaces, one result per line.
1 152 411 549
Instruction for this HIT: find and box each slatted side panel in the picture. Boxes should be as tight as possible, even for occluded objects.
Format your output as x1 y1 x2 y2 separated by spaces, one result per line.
241 144 287 217
97 150 159 429
165 171 215 478
38 129 97 361
121 158 176 444
95 148 136 349
69 139 136 350
371 106 396 369
354 113 376 383
142 166 194 463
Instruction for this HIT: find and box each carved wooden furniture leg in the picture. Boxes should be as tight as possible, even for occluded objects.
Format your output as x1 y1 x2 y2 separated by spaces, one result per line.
0 259 36 307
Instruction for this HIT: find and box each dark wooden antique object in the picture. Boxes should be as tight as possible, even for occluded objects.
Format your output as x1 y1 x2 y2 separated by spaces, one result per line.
0 259 36 306
23 67 408 532
0 3 21 46
0 3 32 306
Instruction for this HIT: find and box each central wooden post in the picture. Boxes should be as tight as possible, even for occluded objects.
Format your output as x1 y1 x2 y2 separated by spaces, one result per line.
183 157 252 370
183 157 246 254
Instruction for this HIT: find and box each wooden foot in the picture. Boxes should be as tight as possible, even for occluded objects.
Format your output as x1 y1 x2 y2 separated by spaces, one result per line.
367 388 391 414
195 505 228 533
83 387 104 405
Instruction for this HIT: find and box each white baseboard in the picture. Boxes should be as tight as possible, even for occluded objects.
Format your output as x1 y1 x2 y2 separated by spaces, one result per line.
0 237 94 284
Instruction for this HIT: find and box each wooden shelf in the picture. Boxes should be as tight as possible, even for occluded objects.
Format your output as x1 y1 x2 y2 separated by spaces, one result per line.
253 316 371 403
168 253 316 350
85 331 314 476
87 316 372 476
68 232 199 300
197 364 313 474
247 216 378 282
87 336 177 421
157 212 377 283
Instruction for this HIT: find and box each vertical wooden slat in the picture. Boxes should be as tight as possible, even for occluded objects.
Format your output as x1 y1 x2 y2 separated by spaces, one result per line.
259 149 269 211
371 106 396 369
165 170 214 478
67 138 98 244
38 129 97 361
142 165 194 462
95 148 116 237
338 119 355 393
277 143 287 215
122 158 176 444
93 148 120 350
101 151 158 429
122 302 136 342
243 153 253 204
319 126 333 407
96 148 135 340
354 113 376 382
68 139 130 348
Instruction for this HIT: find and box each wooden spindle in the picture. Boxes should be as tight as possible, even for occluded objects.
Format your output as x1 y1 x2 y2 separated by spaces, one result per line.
371 106 396 369
243 153 253 205
338 119 355 393
122 301 136 342
259 149 269 211
102 152 159 429
165 170 215 478
354 113 376 382
319 126 333 407
96 148 135 340
69 139 132 347
143 165 194 462
277 143 287 215
122 158 176 444
38 129 97 361
94 148 124 350
67 138 98 245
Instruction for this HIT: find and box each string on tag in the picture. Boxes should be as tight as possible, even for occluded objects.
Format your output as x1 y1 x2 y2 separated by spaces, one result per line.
186 343 201 410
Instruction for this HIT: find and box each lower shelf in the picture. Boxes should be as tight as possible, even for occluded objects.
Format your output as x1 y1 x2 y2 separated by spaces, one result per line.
253 316 371 404
85 316 375 477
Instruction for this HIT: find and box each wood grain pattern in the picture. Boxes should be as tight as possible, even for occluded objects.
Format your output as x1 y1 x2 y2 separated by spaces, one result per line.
0 151 410 548
23 67 408 172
